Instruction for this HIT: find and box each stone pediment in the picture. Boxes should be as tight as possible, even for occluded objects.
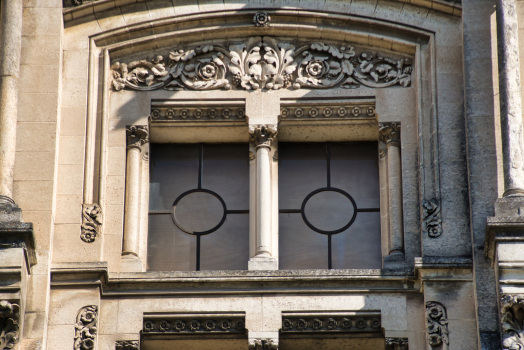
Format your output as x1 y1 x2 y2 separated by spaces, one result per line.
111 36 413 93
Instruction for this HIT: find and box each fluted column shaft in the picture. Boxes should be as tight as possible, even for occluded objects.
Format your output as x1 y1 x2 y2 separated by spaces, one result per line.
497 0 524 197
0 0 23 202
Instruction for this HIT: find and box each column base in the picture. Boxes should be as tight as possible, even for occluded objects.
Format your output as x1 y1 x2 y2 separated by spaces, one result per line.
248 257 278 270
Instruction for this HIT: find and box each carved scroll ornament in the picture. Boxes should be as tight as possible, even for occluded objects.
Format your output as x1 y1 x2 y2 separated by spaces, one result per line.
422 200 443 238
74 306 98 350
111 37 413 92
426 302 449 348
501 294 524 350
81 204 102 243
0 301 19 350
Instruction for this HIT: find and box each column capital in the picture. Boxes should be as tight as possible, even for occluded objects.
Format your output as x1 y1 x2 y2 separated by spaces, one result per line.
379 122 400 145
126 125 149 149
385 338 408 350
249 124 278 149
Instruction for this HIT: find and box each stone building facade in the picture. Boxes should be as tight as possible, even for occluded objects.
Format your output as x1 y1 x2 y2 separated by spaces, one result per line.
1 0 524 349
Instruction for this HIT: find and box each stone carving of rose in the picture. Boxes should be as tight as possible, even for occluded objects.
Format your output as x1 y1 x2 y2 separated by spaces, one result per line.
81 338 95 350
81 310 96 323
306 60 326 78
198 62 218 80
427 306 443 319
253 12 270 27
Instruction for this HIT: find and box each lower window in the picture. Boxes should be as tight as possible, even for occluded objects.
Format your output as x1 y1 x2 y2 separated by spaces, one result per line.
278 142 381 269
147 143 249 271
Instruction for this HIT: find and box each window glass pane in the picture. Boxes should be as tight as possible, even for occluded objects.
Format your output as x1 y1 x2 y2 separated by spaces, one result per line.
332 212 382 269
201 214 249 270
148 143 249 271
279 213 328 270
149 144 199 211
279 143 327 209
278 142 380 270
331 142 380 208
203 144 249 210
147 214 196 271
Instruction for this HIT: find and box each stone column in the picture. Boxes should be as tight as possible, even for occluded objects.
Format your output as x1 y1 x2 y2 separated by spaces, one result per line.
379 122 404 256
497 0 524 197
248 124 278 270
0 0 23 203
123 125 148 258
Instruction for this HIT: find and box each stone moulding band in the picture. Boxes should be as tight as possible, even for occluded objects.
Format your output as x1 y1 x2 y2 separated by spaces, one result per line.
280 103 375 120
281 311 381 333
142 314 246 334
150 100 246 122
111 36 413 92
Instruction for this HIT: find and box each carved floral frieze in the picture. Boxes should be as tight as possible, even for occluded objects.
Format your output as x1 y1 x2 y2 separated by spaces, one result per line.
426 302 449 348
0 301 19 350
111 37 413 92
281 314 381 333
74 306 98 350
151 106 245 121
143 317 245 334
280 104 375 119
501 294 524 350
81 204 102 243
422 200 443 238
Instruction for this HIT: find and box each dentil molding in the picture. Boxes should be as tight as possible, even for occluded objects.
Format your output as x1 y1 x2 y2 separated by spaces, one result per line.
111 36 413 92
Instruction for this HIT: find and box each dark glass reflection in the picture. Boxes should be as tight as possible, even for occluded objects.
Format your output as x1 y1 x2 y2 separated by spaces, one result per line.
278 142 381 270
148 143 249 271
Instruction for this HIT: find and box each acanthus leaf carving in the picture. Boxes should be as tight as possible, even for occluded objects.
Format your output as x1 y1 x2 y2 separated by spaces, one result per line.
81 204 102 243
386 338 409 350
248 339 278 350
126 125 149 149
0 301 19 350
426 301 449 348
115 341 139 350
379 122 401 144
111 37 412 92
249 124 278 149
501 294 524 350
422 200 443 238
74 306 98 350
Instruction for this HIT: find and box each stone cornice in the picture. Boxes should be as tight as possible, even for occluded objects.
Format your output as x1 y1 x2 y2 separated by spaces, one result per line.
63 2 461 22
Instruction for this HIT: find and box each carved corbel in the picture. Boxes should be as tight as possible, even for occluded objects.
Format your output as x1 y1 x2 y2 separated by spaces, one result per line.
249 125 278 149
116 341 139 350
500 294 524 349
0 301 19 350
248 339 278 350
81 204 102 243
422 200 443 238
126 125 149 150
74 306 98 350
426 302 449 348
379 122 401 145
386 338 408 350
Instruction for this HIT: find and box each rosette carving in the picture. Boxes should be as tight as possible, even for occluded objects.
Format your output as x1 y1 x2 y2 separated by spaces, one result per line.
111 37 412 92
81 204 102 243
0 301 19 350
501 294 524 350
426 302 449 348
74 306 98 350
